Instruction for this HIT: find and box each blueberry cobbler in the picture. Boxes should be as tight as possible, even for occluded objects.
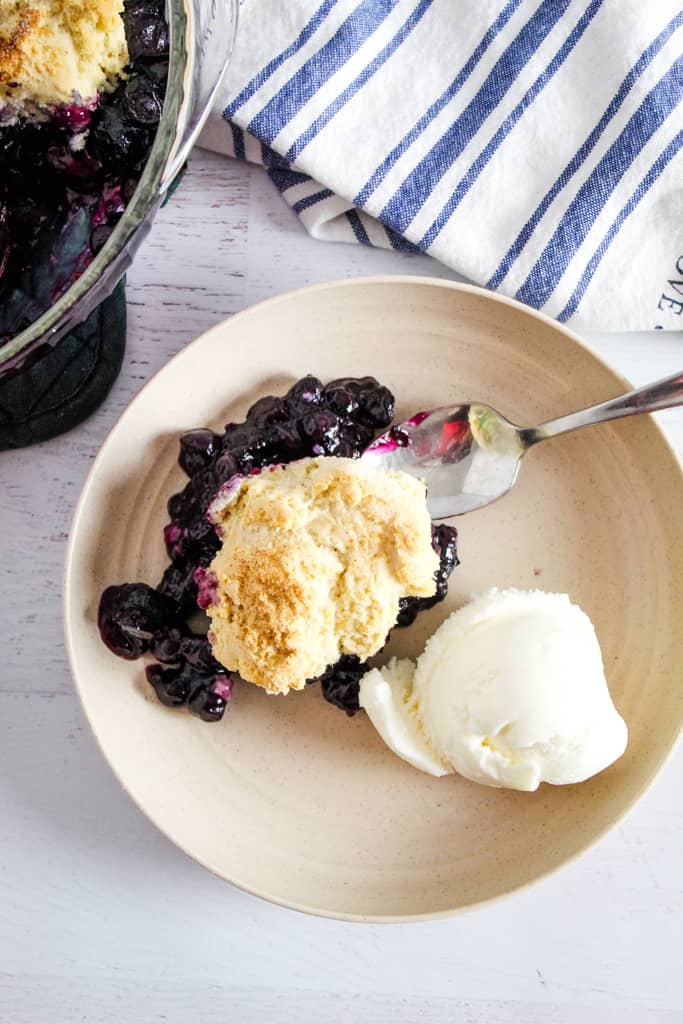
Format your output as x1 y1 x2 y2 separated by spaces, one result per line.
98 376 459 722
0 0 169 341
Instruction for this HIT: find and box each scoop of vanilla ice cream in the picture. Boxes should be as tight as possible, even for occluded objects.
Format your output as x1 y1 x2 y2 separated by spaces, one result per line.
360 657 450 776
207 457 438 695
360 589 627 791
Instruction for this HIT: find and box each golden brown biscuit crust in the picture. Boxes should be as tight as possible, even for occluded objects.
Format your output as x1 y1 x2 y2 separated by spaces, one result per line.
0 0 128 113
208 458 439 695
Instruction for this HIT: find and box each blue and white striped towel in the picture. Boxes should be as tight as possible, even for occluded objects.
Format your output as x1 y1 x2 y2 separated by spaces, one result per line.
199 0 683 331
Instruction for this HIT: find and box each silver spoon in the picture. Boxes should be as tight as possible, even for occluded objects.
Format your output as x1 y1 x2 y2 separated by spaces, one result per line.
363 369 683 520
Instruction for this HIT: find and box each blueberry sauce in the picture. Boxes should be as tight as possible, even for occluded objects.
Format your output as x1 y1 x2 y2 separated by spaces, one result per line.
194 567 219 611
364 410 432 457
0 0 169 343
98 376 459 720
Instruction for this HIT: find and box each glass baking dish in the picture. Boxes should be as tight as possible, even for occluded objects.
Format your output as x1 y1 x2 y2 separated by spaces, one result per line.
0 0 237 378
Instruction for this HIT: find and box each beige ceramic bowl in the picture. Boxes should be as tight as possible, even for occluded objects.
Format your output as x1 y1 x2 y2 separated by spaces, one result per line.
65 277 683 921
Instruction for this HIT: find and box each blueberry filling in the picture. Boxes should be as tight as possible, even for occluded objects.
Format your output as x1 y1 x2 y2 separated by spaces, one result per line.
396 523 460 628
98 375 459 720
0 0 169 343
318 655 367 717
146 662 234 722
97 582 178 660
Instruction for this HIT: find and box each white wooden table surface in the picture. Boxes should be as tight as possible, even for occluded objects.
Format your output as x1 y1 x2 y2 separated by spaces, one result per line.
1 152 682 1024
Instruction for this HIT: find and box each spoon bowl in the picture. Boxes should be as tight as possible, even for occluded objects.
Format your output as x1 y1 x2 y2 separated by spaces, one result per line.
364 404 524 519
365 369 683 519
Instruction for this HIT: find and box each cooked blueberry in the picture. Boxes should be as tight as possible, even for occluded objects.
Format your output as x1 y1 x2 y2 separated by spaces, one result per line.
213 452 239 483
157 562 198 613
333 440 359 459
265 421 304 459
197 490 222 517
357 384 394 428
146 663 192 706
191 465 217 499
339 421 375 452
178 429 220 477
141 60 169 90
167 483 195 522
389 425 411 447
286 375 323 405
324 382 359 416
181 634 220 671
396 596 420 628
324 377 362 394
98 583 178 660
124 0 170 60
300 409 340 449
221 425 270 471
187 515 215 546
150 626 184 664
221 423 257 451
163 520 186 560
246 395 289 426
123 75 163 125
196 537 221 567
48 142 103 179
188 672 234 722
52 103 94 132
92 105 145 163
319 655 367 716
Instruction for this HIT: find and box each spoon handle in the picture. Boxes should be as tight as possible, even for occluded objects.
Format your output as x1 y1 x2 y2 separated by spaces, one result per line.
526 369 683 444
